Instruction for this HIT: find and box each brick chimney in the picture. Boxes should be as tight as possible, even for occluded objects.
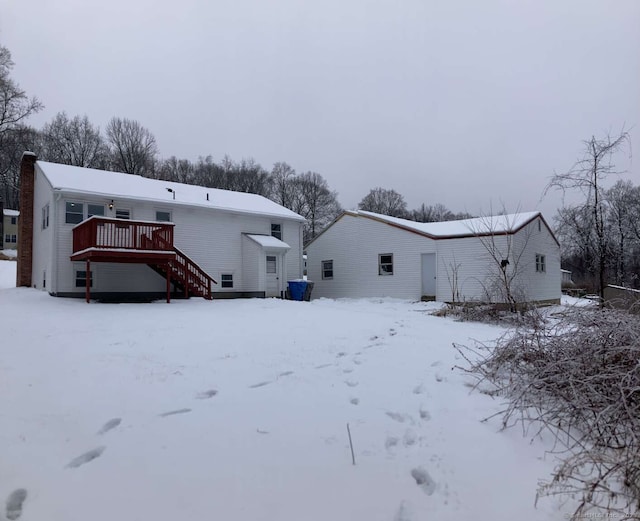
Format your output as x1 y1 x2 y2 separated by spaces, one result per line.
16 152 37 287
0 199 4 247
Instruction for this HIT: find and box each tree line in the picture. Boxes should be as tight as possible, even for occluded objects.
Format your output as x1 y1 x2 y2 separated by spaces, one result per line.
0 44 470 243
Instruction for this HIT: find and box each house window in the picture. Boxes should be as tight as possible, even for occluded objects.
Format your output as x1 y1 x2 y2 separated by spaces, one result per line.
266 255 277 274
116 209 131 220
88 204 105 218
65 202 84 224
4 234 9 243
379 254 393 275
43 270 46 289
75 270 93 288
10 235 16 243
42 204 49 229
538 220 541 232
221 274 233 288
271 223 282 240
536 254 546 273
156 211 171 222
10 217 17 225
322 260 333 279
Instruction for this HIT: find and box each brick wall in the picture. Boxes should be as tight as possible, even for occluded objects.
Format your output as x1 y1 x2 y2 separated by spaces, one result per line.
16 152 36 287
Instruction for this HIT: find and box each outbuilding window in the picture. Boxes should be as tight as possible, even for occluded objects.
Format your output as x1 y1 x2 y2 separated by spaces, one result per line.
378 254 394 276
535 254 546 273
116 209 131 220
322 260 333 279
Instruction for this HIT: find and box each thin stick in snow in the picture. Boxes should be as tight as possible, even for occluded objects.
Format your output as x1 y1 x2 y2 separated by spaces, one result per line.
347 423 356 466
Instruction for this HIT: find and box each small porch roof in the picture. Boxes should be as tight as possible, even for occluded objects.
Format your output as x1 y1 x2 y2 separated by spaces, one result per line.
246 234 291 251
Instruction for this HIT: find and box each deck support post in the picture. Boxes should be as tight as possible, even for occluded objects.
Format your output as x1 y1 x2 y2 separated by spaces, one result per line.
166 261 171 303
85 259 91 303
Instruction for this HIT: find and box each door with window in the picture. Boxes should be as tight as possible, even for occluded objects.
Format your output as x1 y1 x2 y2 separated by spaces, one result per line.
266 255 279 297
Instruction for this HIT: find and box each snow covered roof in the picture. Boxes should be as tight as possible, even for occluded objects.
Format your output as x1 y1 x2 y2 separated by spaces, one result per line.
246 234 291 250
36 161 305 222
3 209 19 217
308 209 558 246
355 210 542 238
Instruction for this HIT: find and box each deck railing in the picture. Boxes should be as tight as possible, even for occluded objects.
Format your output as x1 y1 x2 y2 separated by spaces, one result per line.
72 216 174 253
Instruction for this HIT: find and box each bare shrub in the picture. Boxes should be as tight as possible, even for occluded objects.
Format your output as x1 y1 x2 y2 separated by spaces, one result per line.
455 306 640 519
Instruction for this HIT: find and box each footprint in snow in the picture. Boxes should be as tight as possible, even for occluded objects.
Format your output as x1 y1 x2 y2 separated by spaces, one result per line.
403 429 417 447
278 371 294 377
412 384 424 395
350 397 360 405
411 467 436 496
389 328 397 336
386 412 411 423
248 381 272 389
343 368 354 374
336 352 347 358
315 363 333 369
435 373 445 383
385 436 399 450
97 417 122 435
344 380 359 388
196 389 218 399
158 408 192 417
430 360 442 367
66 447 106 469
5 489 27 520
419 409 431 421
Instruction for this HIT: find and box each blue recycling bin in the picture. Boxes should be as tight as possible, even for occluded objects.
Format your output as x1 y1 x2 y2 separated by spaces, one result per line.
288 280 308 301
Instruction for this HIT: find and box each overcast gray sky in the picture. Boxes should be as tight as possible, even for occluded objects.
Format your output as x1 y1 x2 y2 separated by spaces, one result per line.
1 0 638 219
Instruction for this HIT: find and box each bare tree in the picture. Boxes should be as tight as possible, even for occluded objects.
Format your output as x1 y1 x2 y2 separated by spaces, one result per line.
270 162 297 208
0 45 43 136
41 112 107 167
155 156 194 184
0 125 40 209
105 117 158 176
358 187 408 217
546 131 631 301
294 171 342 242
467 212 533 312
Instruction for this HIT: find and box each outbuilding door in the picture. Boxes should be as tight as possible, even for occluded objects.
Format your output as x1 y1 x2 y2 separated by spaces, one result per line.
421 253 436 297
266 255 280 297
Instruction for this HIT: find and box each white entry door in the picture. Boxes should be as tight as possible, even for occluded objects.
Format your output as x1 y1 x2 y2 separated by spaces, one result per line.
421 253 436 296
266 255 280 297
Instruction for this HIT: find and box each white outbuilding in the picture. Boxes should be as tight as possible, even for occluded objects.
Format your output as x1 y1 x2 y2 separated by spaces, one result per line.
305 210 561 305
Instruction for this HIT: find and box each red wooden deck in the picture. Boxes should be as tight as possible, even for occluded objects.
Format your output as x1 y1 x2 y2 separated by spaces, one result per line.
70 217 215 303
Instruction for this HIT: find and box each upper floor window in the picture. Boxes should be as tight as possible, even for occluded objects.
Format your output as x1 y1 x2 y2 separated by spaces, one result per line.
156 211 171 222
535 254 546 273
88 204 105 218
10 217 17 225
271 223 282 240
65 202 84 224
115 208 131 220
42 204 49 229
379 253 394 276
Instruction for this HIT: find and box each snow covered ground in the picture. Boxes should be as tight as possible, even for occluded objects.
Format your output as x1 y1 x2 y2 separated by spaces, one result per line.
0 260 568 520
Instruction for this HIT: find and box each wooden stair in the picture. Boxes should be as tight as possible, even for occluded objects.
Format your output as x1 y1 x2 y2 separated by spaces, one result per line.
143 231 217 300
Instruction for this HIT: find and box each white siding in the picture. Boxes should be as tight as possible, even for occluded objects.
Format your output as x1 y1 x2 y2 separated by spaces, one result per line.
307 214 435 299
308 214 561 303
45 182 303 296
31 166 55 291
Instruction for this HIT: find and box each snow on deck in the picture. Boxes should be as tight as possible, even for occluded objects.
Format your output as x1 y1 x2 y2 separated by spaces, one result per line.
0 260 567 520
